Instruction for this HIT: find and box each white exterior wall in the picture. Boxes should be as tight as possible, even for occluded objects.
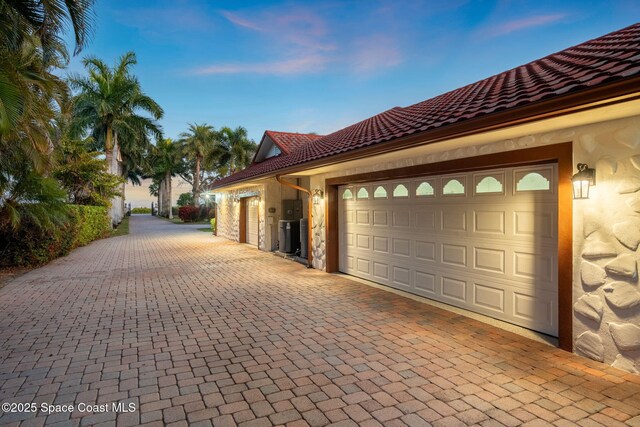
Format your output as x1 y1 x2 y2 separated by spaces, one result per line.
309 115 640 373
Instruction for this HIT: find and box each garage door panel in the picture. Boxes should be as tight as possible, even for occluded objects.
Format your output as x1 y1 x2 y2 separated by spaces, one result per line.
441 276 467 302
392 210 411 227
513 251 554 284
356 258 370 275
441 244 467 267
373 262 389 281
474 210 506 234
392 266 411 288
415 209 437 229
392 238 411 257
513 210 555 239
356 210 370 225
442 209 467 232
415 271 436 294
356 234 370 250
373 210 388 226
339 164 558 337
473 282 506 313
513 291 555 332
373 236 389 253
416 241 437 261
474 247 506 274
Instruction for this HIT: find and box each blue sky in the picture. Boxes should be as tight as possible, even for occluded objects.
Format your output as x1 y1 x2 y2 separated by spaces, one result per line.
66 0 639 144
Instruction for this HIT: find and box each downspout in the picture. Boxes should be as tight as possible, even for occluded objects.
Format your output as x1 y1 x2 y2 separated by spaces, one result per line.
276 175 312 267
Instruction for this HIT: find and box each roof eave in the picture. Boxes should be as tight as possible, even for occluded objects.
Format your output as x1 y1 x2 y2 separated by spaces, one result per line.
212 75 640 190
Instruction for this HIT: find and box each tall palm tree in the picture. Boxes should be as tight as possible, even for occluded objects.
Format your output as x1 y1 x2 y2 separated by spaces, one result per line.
70 51 163 225
150 138 184 218
0 0 94 137
179 123 215 206
206 126 256 176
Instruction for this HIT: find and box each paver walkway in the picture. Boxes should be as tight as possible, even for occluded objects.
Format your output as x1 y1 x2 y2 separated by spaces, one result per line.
1 215 639 427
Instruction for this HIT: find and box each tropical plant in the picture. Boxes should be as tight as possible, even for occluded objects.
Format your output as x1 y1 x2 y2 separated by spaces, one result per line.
69 51 164 225
149 138 184 218
179 123 215 206
206 126 256 177
53 137 123 206
177 192 194 207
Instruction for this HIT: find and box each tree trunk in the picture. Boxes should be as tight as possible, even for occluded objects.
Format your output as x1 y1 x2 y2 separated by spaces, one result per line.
165 171 173 219
111 132 124 225
193 156 201 207
159 180 164 217
105 126 122 227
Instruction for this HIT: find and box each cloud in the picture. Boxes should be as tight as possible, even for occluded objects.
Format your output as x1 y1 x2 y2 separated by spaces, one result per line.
478 14 568 39
192 6 404 77
193 54 330 76
350 35 402 73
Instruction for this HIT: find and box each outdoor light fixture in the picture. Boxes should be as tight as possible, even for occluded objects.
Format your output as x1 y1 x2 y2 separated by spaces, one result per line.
572 163 595 199
312 188 324 205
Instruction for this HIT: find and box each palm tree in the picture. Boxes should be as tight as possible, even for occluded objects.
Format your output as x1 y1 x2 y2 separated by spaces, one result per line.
150 138 184 218
179 123 215 206
206 126 257 176
0 0 94 138
70 52 163 225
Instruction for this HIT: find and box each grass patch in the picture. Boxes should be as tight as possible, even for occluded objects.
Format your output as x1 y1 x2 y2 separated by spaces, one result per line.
110 215 130 237
197 227 212 232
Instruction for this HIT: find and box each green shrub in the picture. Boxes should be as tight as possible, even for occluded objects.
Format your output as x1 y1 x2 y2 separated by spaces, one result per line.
131 207 152 214
0 205 110 267
68 205 111 247
210 218 216 234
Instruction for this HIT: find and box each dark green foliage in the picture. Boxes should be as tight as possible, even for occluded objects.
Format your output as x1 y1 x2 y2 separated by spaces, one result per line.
0 204 110 267
177 192 193 207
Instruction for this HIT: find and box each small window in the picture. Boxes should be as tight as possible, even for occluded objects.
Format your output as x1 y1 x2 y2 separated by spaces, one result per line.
516 172 550 191
374 186 387 198
415 181 434 197
393 184 409 198
443 179 465 195
357 187 369 199
342 188 353 200
476 176 503 194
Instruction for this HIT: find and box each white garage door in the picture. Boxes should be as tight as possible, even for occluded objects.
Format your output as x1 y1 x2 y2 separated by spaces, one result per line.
246 197 259 246
339 165 558 336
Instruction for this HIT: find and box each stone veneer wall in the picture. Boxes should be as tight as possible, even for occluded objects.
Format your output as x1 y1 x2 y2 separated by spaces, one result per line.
216 185 265 249
309 115 640 373
572 117 640 373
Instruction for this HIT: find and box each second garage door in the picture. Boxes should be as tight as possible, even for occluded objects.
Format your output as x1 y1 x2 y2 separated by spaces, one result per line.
338 165 558 336
245 197 259 246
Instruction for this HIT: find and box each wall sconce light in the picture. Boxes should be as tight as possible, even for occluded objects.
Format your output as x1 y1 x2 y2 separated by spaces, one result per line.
312 188 324 205
572 163 595 199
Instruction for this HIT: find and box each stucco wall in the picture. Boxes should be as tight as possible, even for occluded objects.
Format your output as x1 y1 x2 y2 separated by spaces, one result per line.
308 115 640 373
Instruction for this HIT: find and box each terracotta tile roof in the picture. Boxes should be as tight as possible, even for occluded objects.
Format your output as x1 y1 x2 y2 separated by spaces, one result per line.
264 131 324 155
213 23 640 189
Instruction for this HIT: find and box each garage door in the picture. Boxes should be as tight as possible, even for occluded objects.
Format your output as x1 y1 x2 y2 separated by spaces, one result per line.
246 197 259 246
339 165 558 336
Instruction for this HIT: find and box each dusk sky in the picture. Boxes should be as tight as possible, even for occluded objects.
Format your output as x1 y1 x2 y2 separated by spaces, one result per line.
66 1 639 206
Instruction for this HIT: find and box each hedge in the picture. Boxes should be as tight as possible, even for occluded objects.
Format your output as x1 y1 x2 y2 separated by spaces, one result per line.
0 205 111 267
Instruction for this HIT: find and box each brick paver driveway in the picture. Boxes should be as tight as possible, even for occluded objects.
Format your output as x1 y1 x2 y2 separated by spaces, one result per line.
1 215 639 427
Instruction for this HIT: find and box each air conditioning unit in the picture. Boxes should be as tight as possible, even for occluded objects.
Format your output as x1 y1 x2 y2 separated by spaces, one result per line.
278 220 300 253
